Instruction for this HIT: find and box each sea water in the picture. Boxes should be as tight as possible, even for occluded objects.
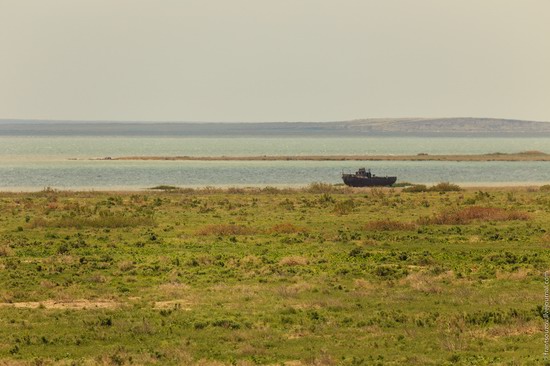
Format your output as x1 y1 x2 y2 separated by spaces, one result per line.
0 136 549 190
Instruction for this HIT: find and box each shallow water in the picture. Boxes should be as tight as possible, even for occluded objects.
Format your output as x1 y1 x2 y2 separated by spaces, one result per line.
1 159 549 191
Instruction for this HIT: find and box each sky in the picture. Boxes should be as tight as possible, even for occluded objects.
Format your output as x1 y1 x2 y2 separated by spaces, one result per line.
1 0 549 122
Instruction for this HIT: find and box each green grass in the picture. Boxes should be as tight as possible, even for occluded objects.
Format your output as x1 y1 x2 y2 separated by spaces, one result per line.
0 186 548 365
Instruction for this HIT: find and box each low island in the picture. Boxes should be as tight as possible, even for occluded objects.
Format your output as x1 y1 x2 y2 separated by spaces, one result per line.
96 150 550 162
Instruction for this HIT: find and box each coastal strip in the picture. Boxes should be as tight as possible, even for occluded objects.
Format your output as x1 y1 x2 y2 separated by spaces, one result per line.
97 151 550 162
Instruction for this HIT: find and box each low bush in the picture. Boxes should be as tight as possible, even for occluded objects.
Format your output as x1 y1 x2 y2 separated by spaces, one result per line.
429 182 462 192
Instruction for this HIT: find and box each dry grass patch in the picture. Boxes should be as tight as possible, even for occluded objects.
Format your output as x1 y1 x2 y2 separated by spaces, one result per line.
401 272 443 294
279 256 309 266
278 282 313 298
484 321 540 338
0 245 14 257
496 268 530 281
197 224 257 236
240 255 262 267
353 278 377 295
118 260 135 272
468 235 481 243
158 282 191 298
419 206 530 225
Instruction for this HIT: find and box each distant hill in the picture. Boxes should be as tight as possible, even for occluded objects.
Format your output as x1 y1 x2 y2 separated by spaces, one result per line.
338 118 550 136
1 118 549 137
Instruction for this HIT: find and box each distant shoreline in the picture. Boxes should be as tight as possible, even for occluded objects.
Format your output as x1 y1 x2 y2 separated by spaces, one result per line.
97 151 550 162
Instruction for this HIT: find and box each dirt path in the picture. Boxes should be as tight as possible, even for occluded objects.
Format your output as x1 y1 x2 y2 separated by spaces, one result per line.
0 299 118 309
0 299 193 310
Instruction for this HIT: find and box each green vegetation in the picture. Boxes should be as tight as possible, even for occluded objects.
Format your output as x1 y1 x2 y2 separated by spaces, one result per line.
0 186 548 365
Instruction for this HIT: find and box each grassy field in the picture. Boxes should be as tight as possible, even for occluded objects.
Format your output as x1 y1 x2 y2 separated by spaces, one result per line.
0 184 549 365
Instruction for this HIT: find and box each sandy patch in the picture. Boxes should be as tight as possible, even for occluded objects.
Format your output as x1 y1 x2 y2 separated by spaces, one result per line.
0 299 118 309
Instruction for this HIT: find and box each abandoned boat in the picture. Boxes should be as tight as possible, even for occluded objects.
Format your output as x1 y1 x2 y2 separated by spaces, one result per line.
342 168 397 187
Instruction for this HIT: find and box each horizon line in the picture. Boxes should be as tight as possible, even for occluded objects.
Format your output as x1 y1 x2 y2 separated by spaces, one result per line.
1 116 550 124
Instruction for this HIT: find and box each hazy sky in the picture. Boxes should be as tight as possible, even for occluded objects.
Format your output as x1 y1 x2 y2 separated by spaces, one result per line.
1 0 549 122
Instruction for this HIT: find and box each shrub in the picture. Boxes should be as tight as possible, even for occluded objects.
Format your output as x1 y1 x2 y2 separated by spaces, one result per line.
540 184 550 192
429 182 462 192
211 319 240 329
373 265 408 279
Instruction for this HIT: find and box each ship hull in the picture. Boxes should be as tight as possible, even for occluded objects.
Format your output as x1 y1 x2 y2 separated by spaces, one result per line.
342 175 397 187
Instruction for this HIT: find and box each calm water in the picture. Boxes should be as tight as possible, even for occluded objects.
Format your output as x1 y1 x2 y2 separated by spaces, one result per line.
0 136 549 190
1 136 550 160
